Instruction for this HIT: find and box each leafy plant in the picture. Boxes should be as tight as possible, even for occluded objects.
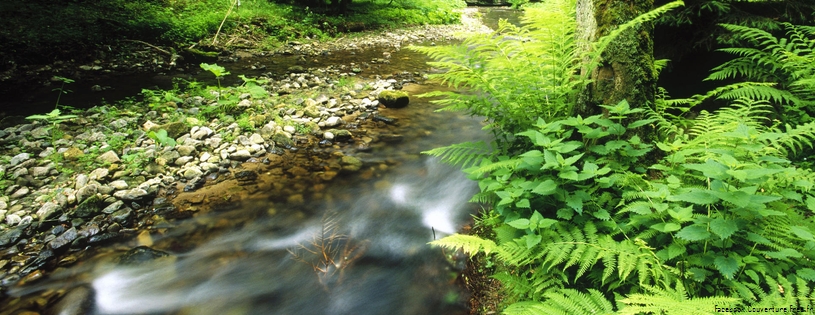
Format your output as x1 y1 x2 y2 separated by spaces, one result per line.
25 109 78 127
51 76 74 109
200 62 230 97
147 129 177 147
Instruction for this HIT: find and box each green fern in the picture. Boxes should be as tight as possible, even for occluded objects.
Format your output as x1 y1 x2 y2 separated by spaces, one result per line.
503 289 615 315
618 282 739 315
422 140 491 168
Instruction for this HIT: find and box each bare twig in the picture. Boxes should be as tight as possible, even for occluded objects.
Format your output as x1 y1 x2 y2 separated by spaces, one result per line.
212 0 239 45
122 39 172 56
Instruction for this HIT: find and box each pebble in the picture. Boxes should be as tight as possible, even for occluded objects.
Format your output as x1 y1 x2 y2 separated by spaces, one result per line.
113 188 150 200
10 153 31 166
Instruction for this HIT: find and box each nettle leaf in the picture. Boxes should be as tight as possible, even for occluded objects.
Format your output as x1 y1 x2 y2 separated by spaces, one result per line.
668 189 719 205
516 198 531 208
656 242 686 261
790 226 815 241
668 206 694 222
676 225 712 242
714 255 740 280
710 218 739 239
531 180 558 195
651 222 682 232
507 218 530 229
525 234 542 248
555 141 582 153
683 160 730 179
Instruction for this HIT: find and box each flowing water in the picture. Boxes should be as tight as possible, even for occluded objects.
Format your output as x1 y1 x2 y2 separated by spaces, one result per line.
4 7 524 314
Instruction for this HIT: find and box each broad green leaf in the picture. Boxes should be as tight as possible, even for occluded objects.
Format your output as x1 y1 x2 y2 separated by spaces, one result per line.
790 226 815 241
537 218 558 228
668 189 719 205
683 160 729 179
668 206 694 222
516 198 530 208
559 170 579 181
507 219 530 229
710 218 739 239
531 180 557 195
529 211 543 227
656 242 686 261
525 234 542 248
562 153 584 166
651 222 682 232
714 255 740 280
676 225 711 242
742 255 759 264
555 141 582 153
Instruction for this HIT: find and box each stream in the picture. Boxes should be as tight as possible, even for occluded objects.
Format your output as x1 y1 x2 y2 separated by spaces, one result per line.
2 7 523 315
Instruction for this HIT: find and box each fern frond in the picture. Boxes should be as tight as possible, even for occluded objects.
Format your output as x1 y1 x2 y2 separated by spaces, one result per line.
503 289 614 315
618 282 740 315
428 233 499 257
422 141 491 168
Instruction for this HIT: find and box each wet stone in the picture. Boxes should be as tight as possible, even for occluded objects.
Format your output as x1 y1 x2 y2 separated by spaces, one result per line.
48 285 94 315
111 208 132 223
10 153 31 166
113 188 150 200
74 195 102 218
183 176 205 192
36 201 61 220
234 170 258 185
102 200 124 214
117 246 170 265
0 225 25 246
49 227 78 249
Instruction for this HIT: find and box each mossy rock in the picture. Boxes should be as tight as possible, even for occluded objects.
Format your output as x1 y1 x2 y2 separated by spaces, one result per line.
74 195 102 218
272 133 295 149
377 90 410 108
153 121 188 139
340 156 362 172
63 147 85 161
326 129 352 142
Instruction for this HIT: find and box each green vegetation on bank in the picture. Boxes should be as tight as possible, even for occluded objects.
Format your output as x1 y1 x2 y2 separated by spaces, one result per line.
0 0 465 65
416 0 815 313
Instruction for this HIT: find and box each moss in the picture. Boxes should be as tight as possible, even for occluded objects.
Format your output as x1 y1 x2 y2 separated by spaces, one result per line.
589 0 656 109
377 90 410 108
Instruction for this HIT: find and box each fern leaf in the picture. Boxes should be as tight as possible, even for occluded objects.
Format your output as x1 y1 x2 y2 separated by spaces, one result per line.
503 289 614 315
428 234 499 257
618 282 739 315
422 141 491 168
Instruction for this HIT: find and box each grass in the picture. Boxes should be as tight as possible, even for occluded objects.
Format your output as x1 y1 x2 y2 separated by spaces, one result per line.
0 0 466 65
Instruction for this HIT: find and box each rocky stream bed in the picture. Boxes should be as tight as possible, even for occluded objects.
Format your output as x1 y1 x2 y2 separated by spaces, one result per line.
0 7 498 315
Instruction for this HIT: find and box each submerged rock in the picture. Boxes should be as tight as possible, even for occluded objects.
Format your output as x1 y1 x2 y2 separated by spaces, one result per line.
117 246 170 265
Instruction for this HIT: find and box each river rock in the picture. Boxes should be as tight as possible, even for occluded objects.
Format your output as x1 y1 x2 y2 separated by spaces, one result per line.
30 165 52 178
377 90 410 108
118 246 170 265
111 208 133 223
323 131 335 140
230 150 252 161
74 195 103 218
75 174 89 190
182 167 203 179
191 126 214 140
102 200 124 214
175 156 194 166
10 187 29 199
49 227 78 249
75 184 97 203
47 285 94 315
109 180 128 190
249 133 266 144
324 116 343 127
97 151 121 164
63 147 85 161
89 168 109 181
341 156 363 172
113 188 150 200
10 153 30 166
176 145 196 157
36 201 61 220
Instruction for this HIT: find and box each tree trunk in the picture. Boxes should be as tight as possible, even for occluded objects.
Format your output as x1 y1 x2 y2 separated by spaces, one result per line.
575 0 657 117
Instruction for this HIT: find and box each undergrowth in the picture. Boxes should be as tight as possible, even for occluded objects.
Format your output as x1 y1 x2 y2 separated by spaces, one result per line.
417 0 815 313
